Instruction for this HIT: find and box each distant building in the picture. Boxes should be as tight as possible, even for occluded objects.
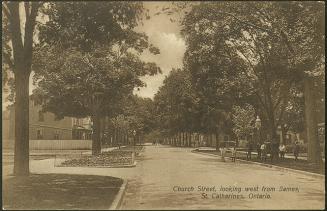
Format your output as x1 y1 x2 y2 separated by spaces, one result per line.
4 98 92 141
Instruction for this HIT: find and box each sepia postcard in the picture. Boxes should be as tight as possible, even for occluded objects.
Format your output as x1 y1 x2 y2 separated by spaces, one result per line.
2 1 325 210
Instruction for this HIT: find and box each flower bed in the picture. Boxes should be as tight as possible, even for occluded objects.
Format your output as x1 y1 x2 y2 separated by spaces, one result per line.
58 151 134 167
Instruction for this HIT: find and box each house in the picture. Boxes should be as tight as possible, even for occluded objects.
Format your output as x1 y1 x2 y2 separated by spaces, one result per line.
4 98 92 142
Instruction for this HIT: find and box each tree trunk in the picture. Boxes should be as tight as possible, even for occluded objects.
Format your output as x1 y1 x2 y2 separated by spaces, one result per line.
99 117 103 145
14 72 30 176
91 114 101 155
187 132 190 147
188 132 191 147
113 128 116 146
179 132 181 146
267 112 278 144
209 133 213 147
197 134 200 147
215 132 220 151
305 76 322 164
118 129 121 146
281 125 287 145
7 2 40 176
182 132 185 146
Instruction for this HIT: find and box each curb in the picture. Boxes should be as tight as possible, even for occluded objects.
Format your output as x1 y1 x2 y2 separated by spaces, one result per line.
55 160 137 168
109 179 128 210
192 151 325 179
55 163 137 168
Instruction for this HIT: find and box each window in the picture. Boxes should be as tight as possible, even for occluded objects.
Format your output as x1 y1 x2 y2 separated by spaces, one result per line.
38 111 44 122
37 129 43 140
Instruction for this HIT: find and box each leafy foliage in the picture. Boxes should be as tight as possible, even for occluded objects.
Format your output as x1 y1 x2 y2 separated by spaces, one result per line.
153 69 199 135
38 2 153 52
180 1 324 142
231 104 255 138
33 2 161 119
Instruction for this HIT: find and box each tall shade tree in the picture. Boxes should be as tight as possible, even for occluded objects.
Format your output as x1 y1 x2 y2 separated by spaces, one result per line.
3 2 42 176
153 69 201 145
33 45 160 155
180 1 324 163
33 2 161 155
123 96 157 136
231 104 256 142
271 2 324 164
104 95 158 146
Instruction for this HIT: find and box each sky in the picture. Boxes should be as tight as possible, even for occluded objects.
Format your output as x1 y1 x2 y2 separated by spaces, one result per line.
132 2 186 98
2 2 186 110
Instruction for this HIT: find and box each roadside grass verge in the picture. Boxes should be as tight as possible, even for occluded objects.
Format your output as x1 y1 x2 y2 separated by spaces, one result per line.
3 173 123 210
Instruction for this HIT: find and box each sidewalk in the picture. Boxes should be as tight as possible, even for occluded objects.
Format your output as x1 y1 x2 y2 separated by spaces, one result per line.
197 147 325 162
2 146 127 156
193 148 325 175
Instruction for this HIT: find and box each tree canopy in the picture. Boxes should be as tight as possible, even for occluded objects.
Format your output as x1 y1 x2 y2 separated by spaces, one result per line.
32 2 162 154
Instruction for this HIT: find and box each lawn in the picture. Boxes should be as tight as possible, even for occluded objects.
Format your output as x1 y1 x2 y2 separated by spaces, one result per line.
195 149 325 175
2 174 123 210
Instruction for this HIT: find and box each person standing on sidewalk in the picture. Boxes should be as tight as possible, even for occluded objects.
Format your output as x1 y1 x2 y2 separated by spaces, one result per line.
261 143 267 162
279 143 286 159
246 141 253 160
219 143 226 162
231 146 237 162
256 142 262 160
293 142 300 161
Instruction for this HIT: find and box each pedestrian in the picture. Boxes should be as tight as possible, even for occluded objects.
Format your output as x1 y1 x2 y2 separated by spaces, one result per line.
220 143 226 162
246 141 253 160
293 142 300 161
256 142 262 160
231 146 237 162
279 143 286 159
261 143 267 162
